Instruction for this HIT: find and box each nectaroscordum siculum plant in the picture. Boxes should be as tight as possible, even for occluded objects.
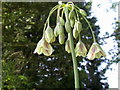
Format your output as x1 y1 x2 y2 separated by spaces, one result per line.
34 1 106 88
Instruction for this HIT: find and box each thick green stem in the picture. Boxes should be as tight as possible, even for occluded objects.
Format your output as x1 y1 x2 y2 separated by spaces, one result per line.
68 32 80 89
64 5 80 89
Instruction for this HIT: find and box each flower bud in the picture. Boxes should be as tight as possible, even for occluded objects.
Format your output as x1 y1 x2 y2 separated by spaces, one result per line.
76 21 82 33
70 18 75 28
45 25 55 43
54 22 64 37
65 39 71 53
58 23 64 35
54 25 59 37
69 10 75 20
87 43 106 60
73 26 79 39
59 17 65 26
75 40 87 57
79 9 87 16
65 21 72 33
58 34 65 44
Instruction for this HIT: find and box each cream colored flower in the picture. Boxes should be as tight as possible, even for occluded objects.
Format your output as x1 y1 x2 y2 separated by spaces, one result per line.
75 40 87 57
87 43 106 60
34 37 54 56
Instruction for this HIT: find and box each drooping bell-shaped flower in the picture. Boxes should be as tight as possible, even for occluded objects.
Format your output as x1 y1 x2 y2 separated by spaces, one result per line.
65 39 71 53
34 37 54 56
75 40 87 57
87 43 106 60
45 25 55 43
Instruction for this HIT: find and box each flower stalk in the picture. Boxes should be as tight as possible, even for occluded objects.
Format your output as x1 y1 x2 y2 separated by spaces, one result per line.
68 31 80 88
64 5 80 88
82 16 96 43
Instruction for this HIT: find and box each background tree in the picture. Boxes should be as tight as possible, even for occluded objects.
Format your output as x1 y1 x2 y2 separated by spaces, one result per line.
2 2 118 89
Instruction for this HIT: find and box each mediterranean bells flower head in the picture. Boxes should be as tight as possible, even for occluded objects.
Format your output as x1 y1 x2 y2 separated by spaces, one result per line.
33 1 106 60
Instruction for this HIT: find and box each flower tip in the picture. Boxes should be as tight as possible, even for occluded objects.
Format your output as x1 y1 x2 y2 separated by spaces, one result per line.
33 50 36 54
58 1 62 5
87 57 94 60
33 48 38 54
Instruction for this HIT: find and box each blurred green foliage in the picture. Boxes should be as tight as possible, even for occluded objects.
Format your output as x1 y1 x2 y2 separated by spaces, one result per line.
2 2 118 89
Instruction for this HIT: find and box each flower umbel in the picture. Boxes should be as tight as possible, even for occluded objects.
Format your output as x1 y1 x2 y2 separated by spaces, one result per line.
87 43 106 60
34 37 54 56
75 40 87 57
33 1 107 89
